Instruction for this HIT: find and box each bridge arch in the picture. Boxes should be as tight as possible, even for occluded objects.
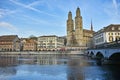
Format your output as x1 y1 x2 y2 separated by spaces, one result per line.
96 52 104 59
109 52 120 61
89 51 94 57
86 51 89 55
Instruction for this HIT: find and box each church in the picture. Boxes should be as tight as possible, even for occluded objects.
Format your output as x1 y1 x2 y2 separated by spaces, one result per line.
66 7 94 49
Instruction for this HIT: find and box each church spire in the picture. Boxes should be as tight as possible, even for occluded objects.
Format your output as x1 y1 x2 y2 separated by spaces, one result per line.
91 20 93 31
68 11 72 20
76 7 81 17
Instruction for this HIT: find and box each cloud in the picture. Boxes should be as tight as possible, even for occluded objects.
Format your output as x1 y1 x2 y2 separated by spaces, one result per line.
21 15 64 27
0 22 18 31
112 0 118 15
112 0 118 9
0 9 17 18
104 0 120 18
28 0 43 7
9 0 59 17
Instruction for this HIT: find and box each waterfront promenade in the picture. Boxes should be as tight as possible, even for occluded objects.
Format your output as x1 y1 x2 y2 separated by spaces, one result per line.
0 50 84 55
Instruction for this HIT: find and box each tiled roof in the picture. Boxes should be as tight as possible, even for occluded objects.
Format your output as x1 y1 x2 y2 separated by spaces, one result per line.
39 35 57 37
0 35 18 42
83 29 94 33
94 24 120 35
104 24 120 32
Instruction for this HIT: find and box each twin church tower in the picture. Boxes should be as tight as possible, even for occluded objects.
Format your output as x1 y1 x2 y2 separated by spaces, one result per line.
66 7 94 48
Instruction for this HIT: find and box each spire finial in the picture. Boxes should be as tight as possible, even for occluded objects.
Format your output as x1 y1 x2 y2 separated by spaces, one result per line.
76 7 81 17
68 11 72 19
91 19 93 31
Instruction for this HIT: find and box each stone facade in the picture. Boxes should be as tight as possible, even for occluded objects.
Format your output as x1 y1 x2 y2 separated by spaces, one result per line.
66 7 94 48
94 24 120 46
37 35 64 51
21 38 37 51
0 35 20 51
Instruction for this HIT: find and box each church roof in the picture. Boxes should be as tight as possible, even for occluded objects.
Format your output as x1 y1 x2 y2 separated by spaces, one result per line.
83 29 94 33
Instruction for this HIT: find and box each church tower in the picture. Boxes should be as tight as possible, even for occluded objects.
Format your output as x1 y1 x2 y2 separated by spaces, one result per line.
75 7 83 46
66 11 74 46
66 7 94 49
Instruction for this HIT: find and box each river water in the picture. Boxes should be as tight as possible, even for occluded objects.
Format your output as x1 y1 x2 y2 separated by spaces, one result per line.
0 53 120 80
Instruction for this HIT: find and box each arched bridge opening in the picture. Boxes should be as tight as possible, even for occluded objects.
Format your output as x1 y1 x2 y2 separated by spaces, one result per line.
109 52 120 61
108 52 120 64
96 52 104 65
96 52 104 60
86 51 89 55
89 51 94 58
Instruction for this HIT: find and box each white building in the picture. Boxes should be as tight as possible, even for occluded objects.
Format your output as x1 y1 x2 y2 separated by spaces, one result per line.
94 24 120 46
37 35 64 51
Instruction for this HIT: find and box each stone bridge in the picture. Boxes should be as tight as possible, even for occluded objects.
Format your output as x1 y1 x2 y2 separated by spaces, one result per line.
86 48 120 64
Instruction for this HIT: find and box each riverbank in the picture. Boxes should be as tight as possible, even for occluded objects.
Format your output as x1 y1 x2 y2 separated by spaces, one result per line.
0 51 84 55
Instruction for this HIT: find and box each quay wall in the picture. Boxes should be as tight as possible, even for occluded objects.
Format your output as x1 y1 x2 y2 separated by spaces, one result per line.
0 51 83 55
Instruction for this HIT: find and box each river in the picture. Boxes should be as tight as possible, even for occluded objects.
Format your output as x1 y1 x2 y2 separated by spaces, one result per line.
0 53 119 80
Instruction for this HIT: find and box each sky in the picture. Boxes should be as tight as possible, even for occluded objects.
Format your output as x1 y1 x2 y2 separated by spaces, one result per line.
0 0 120 38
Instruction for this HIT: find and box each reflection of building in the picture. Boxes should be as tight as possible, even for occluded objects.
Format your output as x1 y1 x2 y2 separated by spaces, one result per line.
67 58 85 80
0 35 20 51
21 38 37 51
0 56 18 67
66 7 94 49
36 55 58 65
93 24 120 46
37 35 64 51
0 56 17 75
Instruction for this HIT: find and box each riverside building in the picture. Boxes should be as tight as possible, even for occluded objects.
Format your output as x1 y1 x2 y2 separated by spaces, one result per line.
93 24 120 47
21 38 37 51
0 35 20 51
37 35 64 51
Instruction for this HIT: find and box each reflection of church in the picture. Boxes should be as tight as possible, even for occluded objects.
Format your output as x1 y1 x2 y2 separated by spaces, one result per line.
66 7 94 49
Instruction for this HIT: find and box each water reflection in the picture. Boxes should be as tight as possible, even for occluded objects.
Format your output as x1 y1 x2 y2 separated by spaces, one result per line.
0 56 18 67
103 65 120 80
0 54 120 80
67 56 92 80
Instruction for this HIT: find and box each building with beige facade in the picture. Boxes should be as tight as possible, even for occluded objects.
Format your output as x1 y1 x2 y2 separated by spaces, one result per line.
37 35 64 51
0 35 20 51
66 7 94 49
93 24 120 47
21 38 37 51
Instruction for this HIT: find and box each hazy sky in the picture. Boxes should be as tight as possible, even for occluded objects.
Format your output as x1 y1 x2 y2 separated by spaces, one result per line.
0 0 120 37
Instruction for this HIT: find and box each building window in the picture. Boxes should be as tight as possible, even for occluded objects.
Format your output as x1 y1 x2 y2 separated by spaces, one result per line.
111 33 113 35
118 27 120 30
109 36 113 42
112 27 114 30
116 36 120 41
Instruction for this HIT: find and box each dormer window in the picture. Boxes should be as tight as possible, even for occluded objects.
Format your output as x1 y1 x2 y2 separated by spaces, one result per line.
112 27 114 30
118 27 120 30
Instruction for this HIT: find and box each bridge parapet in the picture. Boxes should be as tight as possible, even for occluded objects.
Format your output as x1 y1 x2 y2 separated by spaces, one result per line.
87 48 120 64
87 48 120 59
